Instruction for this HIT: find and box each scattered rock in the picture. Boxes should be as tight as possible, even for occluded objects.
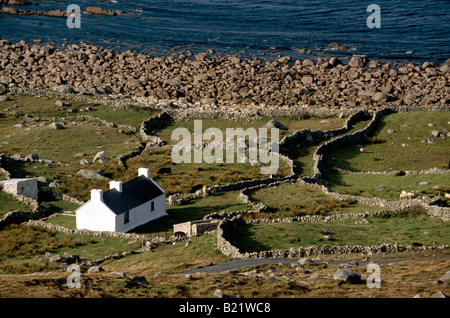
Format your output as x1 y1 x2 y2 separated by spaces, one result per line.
431 130 441 137
431 291 447 298
333 268 361 284
349 56 364 68
76 169 108 180
48 122 64 130
0 95 9 102
53 85 75 94
214 289 224 298
439 271 450 283
129 275 148 284
263 119 288 131
87 266 104 273
111 272 127 277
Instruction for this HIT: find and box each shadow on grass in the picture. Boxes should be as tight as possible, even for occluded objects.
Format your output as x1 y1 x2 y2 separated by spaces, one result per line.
225 224 271 253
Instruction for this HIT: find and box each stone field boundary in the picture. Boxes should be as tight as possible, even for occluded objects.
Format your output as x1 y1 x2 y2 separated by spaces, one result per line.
0 93 449 258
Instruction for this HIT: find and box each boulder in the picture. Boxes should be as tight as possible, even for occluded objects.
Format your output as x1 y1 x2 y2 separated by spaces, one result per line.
431 130 441 137
48 122 64 130
53 85 75 94
431 291 447 298
87 266 104 273
301 76 314 85
129 275 147 284
214 289 224 298
0 95 9 102
76 169 107 180
439 271 450 283
333 268 361 284
25 153 39 162
349 56 364 68
263 119 288 131
372 92 388 103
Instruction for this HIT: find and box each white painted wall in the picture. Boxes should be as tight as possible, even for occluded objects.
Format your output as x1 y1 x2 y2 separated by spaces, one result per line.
76 200 117 232
116 193 167 232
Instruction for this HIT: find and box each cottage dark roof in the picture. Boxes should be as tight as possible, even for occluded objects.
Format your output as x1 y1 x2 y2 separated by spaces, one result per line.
102 176 164 215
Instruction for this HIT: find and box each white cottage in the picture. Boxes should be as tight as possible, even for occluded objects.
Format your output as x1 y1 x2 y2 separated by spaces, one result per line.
76 168 167 232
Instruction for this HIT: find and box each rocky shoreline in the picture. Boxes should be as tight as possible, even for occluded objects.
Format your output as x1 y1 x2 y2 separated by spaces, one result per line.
0 37 448 112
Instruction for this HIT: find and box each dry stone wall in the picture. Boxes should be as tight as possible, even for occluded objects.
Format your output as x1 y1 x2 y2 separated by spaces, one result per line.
216 214 449 259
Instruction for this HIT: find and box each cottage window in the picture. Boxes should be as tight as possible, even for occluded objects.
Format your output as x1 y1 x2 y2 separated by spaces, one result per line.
151 201 155 211
124 211 130 224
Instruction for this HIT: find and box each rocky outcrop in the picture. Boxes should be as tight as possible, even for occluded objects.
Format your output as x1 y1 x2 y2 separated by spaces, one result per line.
0 38 448 109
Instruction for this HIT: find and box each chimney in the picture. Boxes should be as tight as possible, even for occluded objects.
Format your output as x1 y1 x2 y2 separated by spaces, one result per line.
138 168 150 179
91 189 103 201
109 181 123 192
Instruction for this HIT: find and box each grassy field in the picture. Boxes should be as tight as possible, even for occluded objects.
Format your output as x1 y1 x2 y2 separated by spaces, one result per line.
325 170 450 201
323 112 450 172
250 182 387 218
228 211 450 253
0 237 448 298
0 191 34 216
0 224 143 274
0 94 157 129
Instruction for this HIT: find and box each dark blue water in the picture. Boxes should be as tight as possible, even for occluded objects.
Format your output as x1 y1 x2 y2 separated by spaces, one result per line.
1 0 449 63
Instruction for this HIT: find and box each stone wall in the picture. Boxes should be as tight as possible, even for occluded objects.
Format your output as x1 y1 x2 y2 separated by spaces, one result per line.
139 110 173 143
279 109 371 151
216 213 449 259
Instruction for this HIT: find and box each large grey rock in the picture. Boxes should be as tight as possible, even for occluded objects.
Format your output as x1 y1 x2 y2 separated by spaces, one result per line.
349 56 364 68
76 169 107 180
214 289 224 298
431 130 441 137
263 119 288 131
53 85 75 94
129 275 147 284
0 95 9 102
333 268 361 284
431 291 447 298
88 266 104 273
25 153 39 162
48 122 64 130
439 271 450 282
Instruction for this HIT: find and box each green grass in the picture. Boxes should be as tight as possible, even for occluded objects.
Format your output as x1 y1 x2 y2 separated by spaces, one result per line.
325 170 450 201
101 233 228 276
0 191 34 216
46 200 80 213
250 182 387 218
229 212 450 253
324 112 450 172
0 94 157 129
46 214 76 229
85 105 158 129
0 224 143 273
0 123 137 165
